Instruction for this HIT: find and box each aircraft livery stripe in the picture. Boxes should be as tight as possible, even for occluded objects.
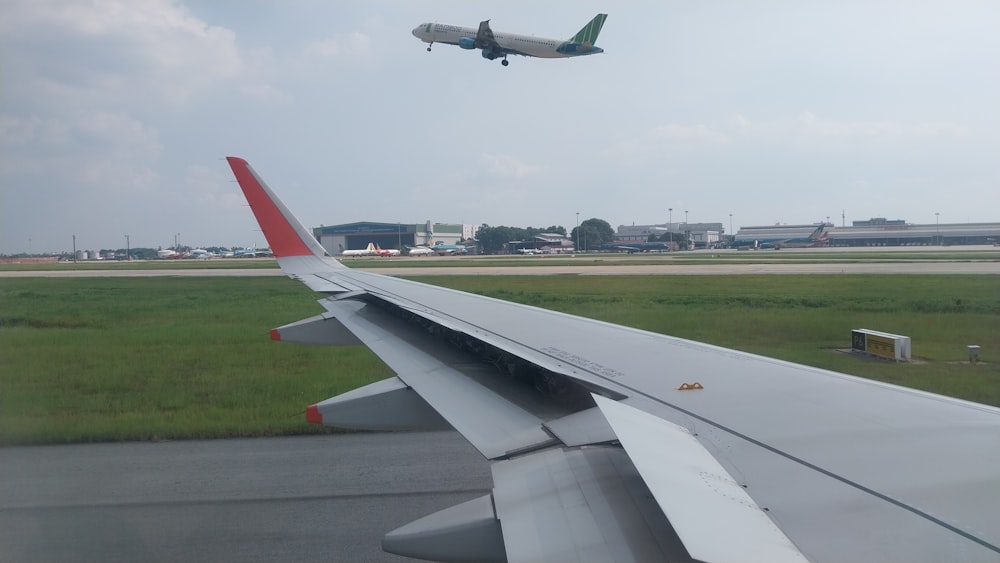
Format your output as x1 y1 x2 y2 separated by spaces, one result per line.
227 157 315 257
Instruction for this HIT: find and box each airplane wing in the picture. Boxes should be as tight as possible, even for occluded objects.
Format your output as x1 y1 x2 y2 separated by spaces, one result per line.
475 19 500 49
227 157 1000 563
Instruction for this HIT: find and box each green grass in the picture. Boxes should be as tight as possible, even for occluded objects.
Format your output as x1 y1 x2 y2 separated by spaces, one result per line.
1 275 997 445
0 259 278 272
0 278 392 444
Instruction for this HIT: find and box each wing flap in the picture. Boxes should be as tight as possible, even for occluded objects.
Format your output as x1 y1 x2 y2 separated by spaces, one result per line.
370 291 627 401
320 297 556 459
594 395 809 563
492 446 687 562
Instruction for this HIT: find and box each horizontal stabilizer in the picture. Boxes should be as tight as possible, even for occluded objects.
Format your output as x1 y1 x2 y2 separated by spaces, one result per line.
594 395 809 563
382 494 506 563
306 377 451 431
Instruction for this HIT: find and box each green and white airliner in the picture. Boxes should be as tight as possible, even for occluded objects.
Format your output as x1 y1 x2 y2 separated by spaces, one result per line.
412 14 607 67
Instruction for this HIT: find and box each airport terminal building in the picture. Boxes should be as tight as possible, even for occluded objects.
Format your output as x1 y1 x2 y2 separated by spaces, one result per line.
313 221 473 255
616 218 999 250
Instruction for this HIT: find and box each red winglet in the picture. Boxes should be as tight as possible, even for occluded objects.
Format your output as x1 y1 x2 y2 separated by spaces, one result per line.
305 404 323 425
226 157 315 258
269 328 281 341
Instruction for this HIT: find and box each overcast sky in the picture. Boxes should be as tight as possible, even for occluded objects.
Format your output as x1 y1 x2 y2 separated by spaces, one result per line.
2 1 997 254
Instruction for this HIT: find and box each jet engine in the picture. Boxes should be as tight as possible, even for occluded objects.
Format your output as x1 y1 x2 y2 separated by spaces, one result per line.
458 37 476 49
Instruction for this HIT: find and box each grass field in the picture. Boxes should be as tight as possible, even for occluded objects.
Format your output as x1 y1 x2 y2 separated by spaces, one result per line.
3 246 998 273
1 274 997 445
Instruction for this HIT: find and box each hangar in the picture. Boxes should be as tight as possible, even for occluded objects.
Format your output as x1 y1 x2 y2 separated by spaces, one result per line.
313 221 471 256
735 219 1000 247
829 221 1000 246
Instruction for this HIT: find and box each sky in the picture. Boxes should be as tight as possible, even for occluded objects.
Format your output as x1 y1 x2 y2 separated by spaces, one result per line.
1 0 997 254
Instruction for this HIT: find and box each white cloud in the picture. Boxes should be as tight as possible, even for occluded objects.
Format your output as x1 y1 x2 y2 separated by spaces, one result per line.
650 124 730 144
301 32 373 60
2 0 248 107
480 153 540 179
909 121 968 138
795 112 899 138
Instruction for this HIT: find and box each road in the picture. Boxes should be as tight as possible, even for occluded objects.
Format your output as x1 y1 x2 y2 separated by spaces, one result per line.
0 432 491 563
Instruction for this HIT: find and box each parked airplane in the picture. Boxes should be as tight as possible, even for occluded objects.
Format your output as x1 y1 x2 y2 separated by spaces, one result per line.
374 244 401 257
599 241 672 253
406 246 435 256
429 243 468 255
188 248 213 259
226 157 1000 563
156 249 180 259
412 14 607 67
340 242 377 257
734 224 830 250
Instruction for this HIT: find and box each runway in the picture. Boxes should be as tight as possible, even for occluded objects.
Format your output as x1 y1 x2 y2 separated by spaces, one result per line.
0 432 491 562
1 261 998 277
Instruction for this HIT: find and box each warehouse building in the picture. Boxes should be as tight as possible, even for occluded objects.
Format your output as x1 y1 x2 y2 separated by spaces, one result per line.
313 221 472 255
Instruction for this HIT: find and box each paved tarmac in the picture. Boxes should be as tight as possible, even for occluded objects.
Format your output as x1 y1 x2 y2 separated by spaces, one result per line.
0 432 491 562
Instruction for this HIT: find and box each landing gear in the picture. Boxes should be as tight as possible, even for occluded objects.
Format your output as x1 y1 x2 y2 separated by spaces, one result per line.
501 58 509 67
426 42 433 52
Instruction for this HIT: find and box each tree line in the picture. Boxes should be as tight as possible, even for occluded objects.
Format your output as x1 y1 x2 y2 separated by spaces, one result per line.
474 219 616 254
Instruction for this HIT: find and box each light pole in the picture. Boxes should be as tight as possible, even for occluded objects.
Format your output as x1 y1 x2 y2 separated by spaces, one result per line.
935 212 940 245
668 208 672 232
125 234 130 261
729 213 733 243
397 223 401 250
174 233 180 249
72 234 77 262
575 212 580 251
684 210 690 250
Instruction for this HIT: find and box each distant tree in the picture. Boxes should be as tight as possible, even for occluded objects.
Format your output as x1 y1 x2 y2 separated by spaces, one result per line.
478 223 569 253
570 218 615 251
476 224 514 254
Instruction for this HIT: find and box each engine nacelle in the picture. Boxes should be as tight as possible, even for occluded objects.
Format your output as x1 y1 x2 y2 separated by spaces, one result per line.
458 37 476 50
481 49 498 60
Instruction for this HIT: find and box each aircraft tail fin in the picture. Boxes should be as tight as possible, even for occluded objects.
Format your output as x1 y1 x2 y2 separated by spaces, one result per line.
226 157 330 260
569 13 607 44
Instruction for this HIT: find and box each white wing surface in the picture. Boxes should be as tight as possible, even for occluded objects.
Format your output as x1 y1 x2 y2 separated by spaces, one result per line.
227 157 1000 563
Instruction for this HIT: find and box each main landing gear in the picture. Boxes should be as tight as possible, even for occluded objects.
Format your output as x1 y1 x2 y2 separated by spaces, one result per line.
501 58 509 67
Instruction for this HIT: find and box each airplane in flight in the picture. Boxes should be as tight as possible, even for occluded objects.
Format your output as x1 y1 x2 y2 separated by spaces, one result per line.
340 242 377 257
412 14 607 67
226 157 1000 563
733 224 831 250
